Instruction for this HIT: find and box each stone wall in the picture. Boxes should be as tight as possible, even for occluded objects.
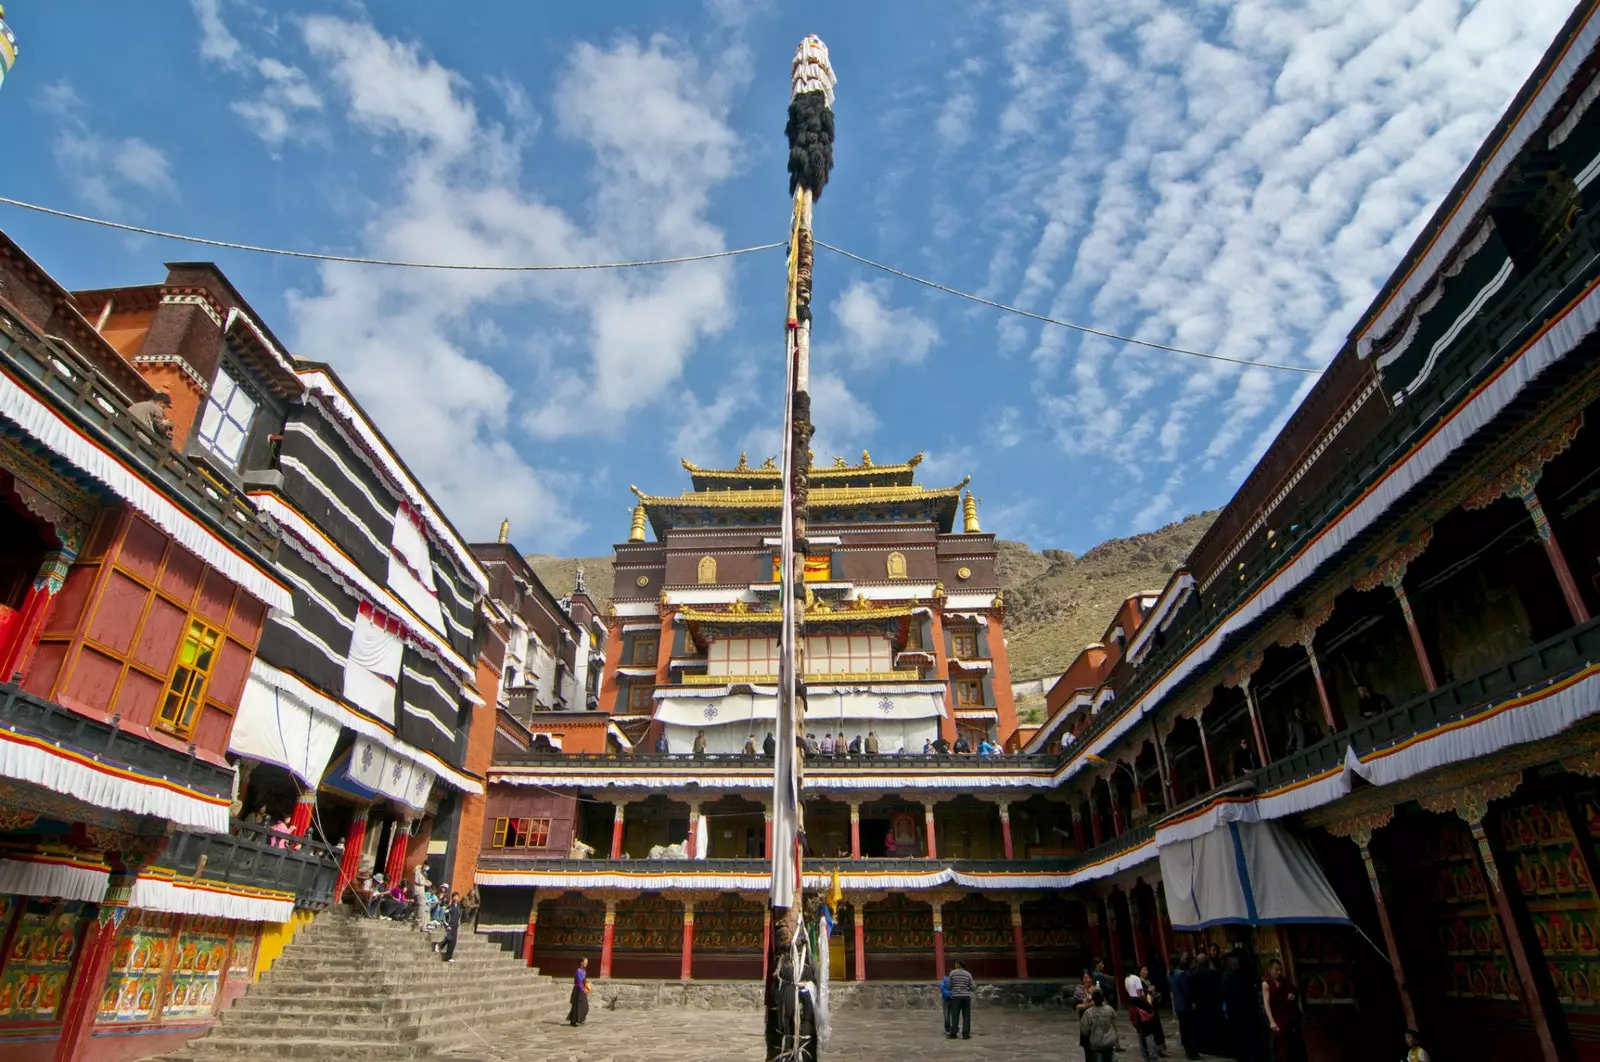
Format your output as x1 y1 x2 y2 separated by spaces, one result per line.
591 980 1071 1012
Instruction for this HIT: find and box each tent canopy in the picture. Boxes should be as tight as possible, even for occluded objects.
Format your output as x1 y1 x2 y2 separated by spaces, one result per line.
1158 821 1350 931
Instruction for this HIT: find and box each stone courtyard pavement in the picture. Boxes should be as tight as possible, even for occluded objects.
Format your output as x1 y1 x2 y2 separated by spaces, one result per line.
438 1008 1202 1062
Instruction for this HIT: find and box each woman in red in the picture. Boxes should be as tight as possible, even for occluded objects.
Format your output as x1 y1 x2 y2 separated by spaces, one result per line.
1260 958 1306 1062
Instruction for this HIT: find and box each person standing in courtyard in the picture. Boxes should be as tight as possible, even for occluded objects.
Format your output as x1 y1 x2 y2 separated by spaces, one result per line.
1081 988 1120 1062
939 969 953 1036
945 959 974 1039
1261 958 1305 1062
1130 988 1161 1061
1171 954 1200 1060
567 957 590 1026
1073 971 1098 1058
438 891 461 963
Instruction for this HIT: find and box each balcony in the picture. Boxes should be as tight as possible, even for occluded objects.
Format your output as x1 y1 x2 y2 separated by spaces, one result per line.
163 820 340 911
477 855 1080 875
1104 209 1600 760
1152 613 1600 832
677 670 925 685
0 679 234 803
0 305 279 564
493 748 1066 770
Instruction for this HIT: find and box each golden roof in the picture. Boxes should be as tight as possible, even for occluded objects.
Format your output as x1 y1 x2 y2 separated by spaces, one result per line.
631 478 968 508
677 597 919 624
680 450 926 479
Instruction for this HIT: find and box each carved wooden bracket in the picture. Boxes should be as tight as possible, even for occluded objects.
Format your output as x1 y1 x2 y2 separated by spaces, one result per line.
1354 527 1434 593
1417 772 1523 826
1564 749 1600 778
1276 598 1337 650
1323 806 1395 847
1462 414 1583 511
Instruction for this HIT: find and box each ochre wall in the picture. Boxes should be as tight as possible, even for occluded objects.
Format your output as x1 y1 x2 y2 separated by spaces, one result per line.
21 508 265 763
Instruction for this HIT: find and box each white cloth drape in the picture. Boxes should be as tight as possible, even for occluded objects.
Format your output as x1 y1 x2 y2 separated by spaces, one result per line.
0 855 109 903
344 609 403 724
1159 821 1349 930
129 874 294 923
230 667 343 786
347 735 436 811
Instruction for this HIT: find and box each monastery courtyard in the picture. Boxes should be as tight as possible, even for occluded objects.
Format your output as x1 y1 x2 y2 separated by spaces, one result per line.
439 1008 1182 1062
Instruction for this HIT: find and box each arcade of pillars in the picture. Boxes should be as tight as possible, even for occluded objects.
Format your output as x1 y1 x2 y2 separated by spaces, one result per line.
574 793 1074 862
1077 407 1598 834
523 882 1173 985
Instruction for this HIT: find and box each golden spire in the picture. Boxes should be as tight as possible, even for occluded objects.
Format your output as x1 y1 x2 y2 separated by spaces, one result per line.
497 519 510 544
962 492 981 533
629 504 647 542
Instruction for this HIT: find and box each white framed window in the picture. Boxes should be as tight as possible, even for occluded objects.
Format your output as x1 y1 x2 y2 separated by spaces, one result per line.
709 636 780 677
806 634 889 675
197 368 259 468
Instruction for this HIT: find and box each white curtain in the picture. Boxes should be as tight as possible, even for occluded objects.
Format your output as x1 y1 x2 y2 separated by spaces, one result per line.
229 669 342 786
1159 821 1349 930
344 608 403 723
346 735 436 811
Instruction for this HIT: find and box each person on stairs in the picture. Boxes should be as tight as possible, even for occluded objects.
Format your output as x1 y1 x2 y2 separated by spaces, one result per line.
439 891 461 963
567 957 591 1027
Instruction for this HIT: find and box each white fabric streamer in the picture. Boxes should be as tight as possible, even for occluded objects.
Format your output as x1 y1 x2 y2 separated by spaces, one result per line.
129 874 294 923
0 855 109 903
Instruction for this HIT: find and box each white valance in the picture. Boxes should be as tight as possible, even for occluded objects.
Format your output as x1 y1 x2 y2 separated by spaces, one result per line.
0 854 109 903
388 555 447 634
230 666 343 786
130 873 295 924
348 734 435 811
0 367 292 612
0 727 230 833
344 607 404 725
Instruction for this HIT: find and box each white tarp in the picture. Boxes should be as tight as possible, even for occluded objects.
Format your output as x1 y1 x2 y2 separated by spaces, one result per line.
1158 821 1350 931
347 735 436 812
344 607 404 723
229 667 343 786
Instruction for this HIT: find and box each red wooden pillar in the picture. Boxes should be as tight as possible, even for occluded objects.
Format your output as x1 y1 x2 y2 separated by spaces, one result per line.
289 792 316 837
335 811 370 903
923 801 938 860
523 901 539 967
849 801 861 859
998 801 1014 860
1105 893 1127 1004
1242 680 1271 767
1196 717 1218 790
764 807 773 858
600 900 617 979
1009 901 1028 980
610 802 626 859
1089 792 1104 847
1391 581 1438 691
1129 890 1148 968
1523 488 1591 624
0 549 74 682
761 907 772 982
384 817 410 884
931 901 946 979
1304 645 1342 734
1110 785 1125 836
1086 903 1105 966
686 802 701 858
54 866 134 1062
852 905 867 981
680 901 695 981
1350 832 1417 1032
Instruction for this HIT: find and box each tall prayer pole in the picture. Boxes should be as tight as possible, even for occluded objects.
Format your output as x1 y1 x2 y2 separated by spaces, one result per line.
766 34 835 1062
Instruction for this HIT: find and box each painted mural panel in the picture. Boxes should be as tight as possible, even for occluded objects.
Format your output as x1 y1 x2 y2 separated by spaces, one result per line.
1505 798 1600 1011
1407 816 1523 1004
98 910 176 1024
0 900 87 1023
162 916 230 1019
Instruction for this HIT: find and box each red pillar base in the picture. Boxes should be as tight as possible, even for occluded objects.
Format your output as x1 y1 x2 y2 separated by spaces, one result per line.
1012 923 1029 980
289 793 315 837
335 813 370 904
600 917 616 979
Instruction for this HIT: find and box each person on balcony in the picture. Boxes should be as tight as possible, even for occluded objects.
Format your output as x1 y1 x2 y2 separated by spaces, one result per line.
820 733 835 756
1229 738 1259 778
764 731 776 757
865 731 879 755
1285 706 1320 754
655 734 669 755
848 734 863 755
1356 683 1393 720
743 735 757 755
128 391 174 440
693 729 708 758
953 734 972 754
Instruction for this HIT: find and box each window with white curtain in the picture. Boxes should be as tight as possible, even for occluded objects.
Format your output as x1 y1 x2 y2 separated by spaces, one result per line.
196 368 258 468
805 634 890 675
708 637 781 676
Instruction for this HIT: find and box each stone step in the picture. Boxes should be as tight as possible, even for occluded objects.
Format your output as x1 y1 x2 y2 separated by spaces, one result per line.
230 984 567 1014
259 967 551 992
161 1036 436 1061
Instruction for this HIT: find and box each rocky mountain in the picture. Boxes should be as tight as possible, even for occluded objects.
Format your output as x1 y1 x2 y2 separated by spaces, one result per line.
527 510 1216 687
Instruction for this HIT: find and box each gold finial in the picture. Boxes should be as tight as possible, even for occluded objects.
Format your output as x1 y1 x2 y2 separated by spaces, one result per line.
962 492 981 533
628 504 647 542
860 449 873 467
497 519 510 544
808 448 816 468
629 484 646 499
761 455 778 470
736 451 750 470
908 451 925 468
681 458 699 472
832 455 848 468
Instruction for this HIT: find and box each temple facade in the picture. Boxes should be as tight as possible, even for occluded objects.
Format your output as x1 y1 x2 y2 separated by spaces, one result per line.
0 242 501 1062
473 457 1089 985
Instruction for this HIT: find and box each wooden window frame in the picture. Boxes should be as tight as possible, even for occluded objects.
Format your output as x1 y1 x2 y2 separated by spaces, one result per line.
952 631 979 659
627 682 655 713
155 617 223 738
956 678 984 707
492 818 510 848
631 634 659 667
496 817 552 850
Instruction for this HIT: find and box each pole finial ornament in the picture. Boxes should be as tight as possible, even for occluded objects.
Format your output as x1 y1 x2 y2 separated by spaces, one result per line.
963 492 981 534
628 504 647 542
787 35 836 199
497 519 510 544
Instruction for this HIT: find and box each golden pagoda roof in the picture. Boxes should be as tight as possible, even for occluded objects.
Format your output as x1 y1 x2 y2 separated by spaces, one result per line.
677 597 919 624
681 450 927 490
628 477 969 536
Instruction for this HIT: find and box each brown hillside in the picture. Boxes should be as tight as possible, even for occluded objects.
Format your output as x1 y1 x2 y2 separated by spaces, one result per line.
526 510 1216 683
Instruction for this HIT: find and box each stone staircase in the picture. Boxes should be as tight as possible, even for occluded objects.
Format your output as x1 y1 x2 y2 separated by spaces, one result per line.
155 910 571 1061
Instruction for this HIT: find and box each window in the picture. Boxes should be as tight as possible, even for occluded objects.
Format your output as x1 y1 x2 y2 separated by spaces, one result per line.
956 679 984 706
631 635 659 666
806 634 889 675
709 637 780 677
195 368 259 469
770 554 832 582
952 631 979 659
905 621 924 650
491 817 552 849
157 618 222 736
626 682 655 713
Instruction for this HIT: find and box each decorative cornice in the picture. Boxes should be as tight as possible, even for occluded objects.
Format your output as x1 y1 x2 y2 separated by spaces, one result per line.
1462 413 1584 510
132 353 209 394
1417 772 1523 824
159 290 225 329
1323 807 1395 844
1353 526 1434 593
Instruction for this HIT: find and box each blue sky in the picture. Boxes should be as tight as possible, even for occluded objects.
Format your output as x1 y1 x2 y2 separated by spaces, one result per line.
0 1 1574 555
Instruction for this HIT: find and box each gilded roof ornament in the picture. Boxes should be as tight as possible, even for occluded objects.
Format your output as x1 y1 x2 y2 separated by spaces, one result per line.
861 449 873 467
761 455 778 470
832 455 848 468
736 451 750 470
908 452 925 468
681 458 701 472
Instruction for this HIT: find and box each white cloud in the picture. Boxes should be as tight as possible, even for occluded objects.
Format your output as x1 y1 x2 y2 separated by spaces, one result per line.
807 372 878 462
833 279 940 366
190 0 244 68
198 14 751 546
40 82 173 213
969 0 1571 507
990 406 1023 449
936 92 977 148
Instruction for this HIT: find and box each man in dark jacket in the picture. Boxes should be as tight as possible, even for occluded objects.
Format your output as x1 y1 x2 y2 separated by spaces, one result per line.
439 892 462 963
1189 952 1221 1055
945 960 974 1039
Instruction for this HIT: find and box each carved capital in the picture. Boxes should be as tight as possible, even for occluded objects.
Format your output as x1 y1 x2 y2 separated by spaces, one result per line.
1462 414 1583 511
1324 807 1395 848
1354 528 1434 593
1276 598 1337 650
1417 772 1523 826
1221 652 1265 689
1565 749 1600 778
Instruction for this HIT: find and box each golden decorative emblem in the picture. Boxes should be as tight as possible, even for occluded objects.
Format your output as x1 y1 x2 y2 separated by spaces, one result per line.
956 566 971 580
635 575 649 587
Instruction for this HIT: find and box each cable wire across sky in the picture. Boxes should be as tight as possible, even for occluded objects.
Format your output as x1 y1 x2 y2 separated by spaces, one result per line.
0 194 1321 376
